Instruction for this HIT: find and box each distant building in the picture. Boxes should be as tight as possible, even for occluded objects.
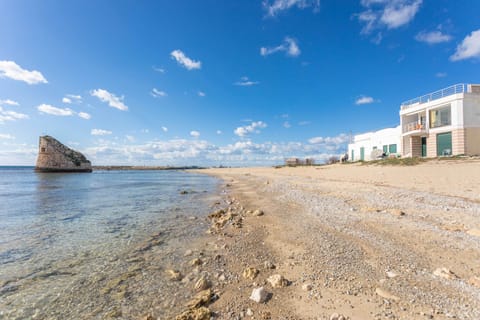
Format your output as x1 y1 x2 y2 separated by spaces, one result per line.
348 83 480 161
347 126 401 162
400 83 480 157
285 158 315 166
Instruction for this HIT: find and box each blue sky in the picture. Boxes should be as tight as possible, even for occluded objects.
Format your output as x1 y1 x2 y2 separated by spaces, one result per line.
0 0 479 166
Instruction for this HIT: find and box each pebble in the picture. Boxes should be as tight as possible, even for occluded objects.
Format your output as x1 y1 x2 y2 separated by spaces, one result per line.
267 274 288 288
252 209 264 216
194 277 210 291
302 283 313 291
433 267 457 280
243 267 259 280
375 288 400 302
249 287 269 303
264 261 276 269
246 308 254 316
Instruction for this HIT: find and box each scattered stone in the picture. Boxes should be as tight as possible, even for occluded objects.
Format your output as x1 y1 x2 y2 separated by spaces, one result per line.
175 307 211 320
386 271 398 278
329 313 348 320
468 276 480 288
188 289 213 308
302 283 313 291
180 190 189 195
252 209 264 216
184 250 193 257
250 287 269 303
190 258 203 266
390 209 406 216
375 288 400 302
243 267 259 280
194 277 210 291
143 315 154 320
267 274 288 288
264 261 276 269
467 229 480 237
433 267 458 280
246 308 254 316
166 269 182 281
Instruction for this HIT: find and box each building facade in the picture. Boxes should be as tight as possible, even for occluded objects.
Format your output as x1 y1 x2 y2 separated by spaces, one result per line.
347 126 401 161
348 83 480 162
400 83 480 157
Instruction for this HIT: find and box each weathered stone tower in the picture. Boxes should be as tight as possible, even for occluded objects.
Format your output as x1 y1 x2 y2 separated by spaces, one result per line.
35 136 92 172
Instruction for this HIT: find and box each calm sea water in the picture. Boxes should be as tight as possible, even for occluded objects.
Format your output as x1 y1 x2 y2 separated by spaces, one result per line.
0 167 220 319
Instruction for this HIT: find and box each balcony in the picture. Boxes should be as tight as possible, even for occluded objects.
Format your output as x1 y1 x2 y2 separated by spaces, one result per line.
403 120 426 134
401 83 467 111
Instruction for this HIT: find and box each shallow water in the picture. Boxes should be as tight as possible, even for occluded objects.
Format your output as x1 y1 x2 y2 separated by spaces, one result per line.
0 167 220 319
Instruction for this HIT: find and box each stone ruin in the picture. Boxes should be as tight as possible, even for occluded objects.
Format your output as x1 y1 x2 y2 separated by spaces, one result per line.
35 135 92 172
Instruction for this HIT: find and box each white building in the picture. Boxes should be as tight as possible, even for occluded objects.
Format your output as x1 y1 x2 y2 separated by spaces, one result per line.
347 126 401 161
400 83 480 157
348 83 480 161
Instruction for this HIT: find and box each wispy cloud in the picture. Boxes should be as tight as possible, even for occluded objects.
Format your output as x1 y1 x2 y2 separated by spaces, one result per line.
0 133 15 140
91 129 112 136
78 112 91 120
263 0 320 17
153 66 165 73
216 130 222 135
0 60 48 84
170 50 201 70
0 99 19 106
450 29 480 61
308 133 349 146
298 121 311 126
234 121 267 137
151 88 167 98
62 94 82 104
37 104 74 116
198 91 206 97
91 89 128 111
357 0 422 39
283 121 291 128
260 37 300 57
234 76 260 86
435 72 447 78
162 126 168 132
415 30 452 44
0 106 29 123
190 130 200 138
355 95 376 105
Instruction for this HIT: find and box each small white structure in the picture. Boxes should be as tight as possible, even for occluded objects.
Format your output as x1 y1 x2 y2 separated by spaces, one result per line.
400 83 480 157
348 126 401 162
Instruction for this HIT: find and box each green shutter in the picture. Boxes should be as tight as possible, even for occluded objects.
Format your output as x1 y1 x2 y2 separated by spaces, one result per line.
437 132 452 156
383 145 388 153
388 144 397 153
351 149 354 161
360 147 365 161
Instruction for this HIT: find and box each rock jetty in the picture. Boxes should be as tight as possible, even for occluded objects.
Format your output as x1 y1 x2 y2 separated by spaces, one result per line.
35 135 92 172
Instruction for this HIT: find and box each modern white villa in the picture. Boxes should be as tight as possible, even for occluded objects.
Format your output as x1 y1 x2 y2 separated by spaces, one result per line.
348 83 480 161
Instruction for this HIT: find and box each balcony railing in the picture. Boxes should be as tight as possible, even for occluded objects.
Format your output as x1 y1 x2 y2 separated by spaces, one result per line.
401 83 467 111
403 120 426 133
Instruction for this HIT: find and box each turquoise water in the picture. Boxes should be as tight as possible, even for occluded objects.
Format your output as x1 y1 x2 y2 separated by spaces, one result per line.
0 167 220 319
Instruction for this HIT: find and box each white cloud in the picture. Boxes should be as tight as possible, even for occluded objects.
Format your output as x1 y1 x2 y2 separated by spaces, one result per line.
298 121 310 126
198 91 206 97
0 60 48 84
415 31 452 44
308 133 350 145
216 130 222 135
37 104 74 116
283 121 291 128
450 29 480 61
125 135 135 142
162 126 168 132
78 112 91 120
0 99 19 106
355 95 375 105
151 88 167 98
62 97 72 104
435 72 447 78
170 50 201 70
190 130 200 138
357 0 422 36
234 121 267 137
260 37 300 57
63 94 82 104
91 89 128 111
91 129 112 136
0 106 29 123
234 76 260 86
153 66 165 73
0 133 14 139
263 0 320 17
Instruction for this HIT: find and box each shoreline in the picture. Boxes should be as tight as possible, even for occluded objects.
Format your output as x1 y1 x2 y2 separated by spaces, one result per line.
182 160 480 319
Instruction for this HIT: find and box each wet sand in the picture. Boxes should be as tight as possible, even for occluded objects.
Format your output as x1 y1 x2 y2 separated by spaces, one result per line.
181 160 480 319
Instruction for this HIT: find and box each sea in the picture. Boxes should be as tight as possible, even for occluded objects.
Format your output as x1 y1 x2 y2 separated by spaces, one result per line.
0 167 221 319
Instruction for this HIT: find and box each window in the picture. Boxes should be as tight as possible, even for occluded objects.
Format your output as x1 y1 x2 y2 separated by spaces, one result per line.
429 105 451 128
383 145 388 153
388 144 397 153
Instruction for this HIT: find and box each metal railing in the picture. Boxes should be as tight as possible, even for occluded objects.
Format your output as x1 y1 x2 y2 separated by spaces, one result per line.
401 83 467 110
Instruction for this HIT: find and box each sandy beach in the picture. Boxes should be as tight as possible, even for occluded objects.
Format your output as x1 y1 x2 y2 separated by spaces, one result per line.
172 159 480 320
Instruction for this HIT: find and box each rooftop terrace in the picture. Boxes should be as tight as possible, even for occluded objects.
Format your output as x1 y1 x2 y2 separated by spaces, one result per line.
400 83 471 111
